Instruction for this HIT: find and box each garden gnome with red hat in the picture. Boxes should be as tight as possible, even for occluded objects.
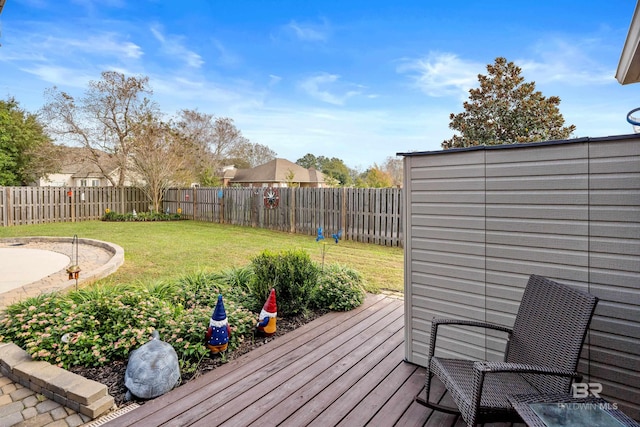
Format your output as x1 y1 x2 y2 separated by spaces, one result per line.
257 288 277 337
205 294 231 353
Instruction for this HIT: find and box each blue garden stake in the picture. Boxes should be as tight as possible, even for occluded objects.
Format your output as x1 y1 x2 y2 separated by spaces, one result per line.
316 227 325 241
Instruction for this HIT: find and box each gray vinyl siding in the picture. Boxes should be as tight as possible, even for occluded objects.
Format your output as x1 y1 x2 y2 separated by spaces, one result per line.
402 135 640 420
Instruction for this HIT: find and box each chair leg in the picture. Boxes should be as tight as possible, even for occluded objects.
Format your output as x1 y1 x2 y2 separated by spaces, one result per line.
414 374 461 415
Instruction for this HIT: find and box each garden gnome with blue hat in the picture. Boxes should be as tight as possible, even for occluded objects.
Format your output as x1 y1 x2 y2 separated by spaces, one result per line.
205 294 230 353
257 288 277 337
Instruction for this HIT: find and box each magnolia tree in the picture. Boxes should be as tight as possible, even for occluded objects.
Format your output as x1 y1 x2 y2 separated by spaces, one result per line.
442 57 576 149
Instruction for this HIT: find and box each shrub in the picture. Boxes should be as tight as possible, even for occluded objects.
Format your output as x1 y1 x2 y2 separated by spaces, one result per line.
311 264 366 311
101 211 181 222
0 278 254 374
249 249 319 316
0 251 366 376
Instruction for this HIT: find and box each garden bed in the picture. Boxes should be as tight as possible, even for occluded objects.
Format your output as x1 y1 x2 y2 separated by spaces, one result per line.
0 248 366 412
101 210 183 221
70 311 325 408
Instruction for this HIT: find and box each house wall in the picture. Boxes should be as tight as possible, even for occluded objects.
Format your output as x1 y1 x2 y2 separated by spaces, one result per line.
37 173 72 187
402 135 640 419
37 174 113 187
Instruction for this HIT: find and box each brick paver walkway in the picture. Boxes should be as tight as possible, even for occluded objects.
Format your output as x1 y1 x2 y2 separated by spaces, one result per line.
0 239 123 426
0 373 93 427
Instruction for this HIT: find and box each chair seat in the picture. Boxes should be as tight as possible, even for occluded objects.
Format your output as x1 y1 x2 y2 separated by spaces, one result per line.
431 357 539 421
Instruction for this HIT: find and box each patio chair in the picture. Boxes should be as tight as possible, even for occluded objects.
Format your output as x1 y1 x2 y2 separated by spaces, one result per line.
416 274 598 426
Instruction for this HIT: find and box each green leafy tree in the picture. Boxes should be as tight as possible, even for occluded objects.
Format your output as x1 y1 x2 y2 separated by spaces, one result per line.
355 165 394 188
296 153 321 169
442 57 576 149
0 97 58 185
322 157 352 186
296 153 353 186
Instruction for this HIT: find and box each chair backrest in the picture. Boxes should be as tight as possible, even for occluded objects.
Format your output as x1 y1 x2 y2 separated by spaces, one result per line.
506 275 598 393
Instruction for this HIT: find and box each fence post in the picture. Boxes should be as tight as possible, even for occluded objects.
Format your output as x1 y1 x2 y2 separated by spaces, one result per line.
341 187 347 241
220 189 225 224
251 190 258 228
193 188 198 220
4 187 12 227
289 188 295 233
70 190 75 223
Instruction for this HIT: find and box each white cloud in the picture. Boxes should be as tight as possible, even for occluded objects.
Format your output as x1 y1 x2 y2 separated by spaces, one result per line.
2 29 142 61
298 73 363 105
82 35 143 59
269 74 282 86
20 65 95 88
150 25 204 69
518 36 616 86
283 19 330 42
396 52 481 98
211 39 240 67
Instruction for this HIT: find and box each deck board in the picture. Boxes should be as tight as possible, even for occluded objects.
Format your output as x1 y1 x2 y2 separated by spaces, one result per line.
104 295 524 426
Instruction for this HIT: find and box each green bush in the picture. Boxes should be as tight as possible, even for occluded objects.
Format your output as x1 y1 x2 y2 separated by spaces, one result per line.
0 279 255 373
311 264 366 311
0 251 366 375
101 211 181 222
249 249 319 316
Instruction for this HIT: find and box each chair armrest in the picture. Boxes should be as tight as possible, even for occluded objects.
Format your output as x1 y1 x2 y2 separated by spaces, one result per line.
473 361 581 379
428 318 513 359
468 362 583 425
432 318 513 334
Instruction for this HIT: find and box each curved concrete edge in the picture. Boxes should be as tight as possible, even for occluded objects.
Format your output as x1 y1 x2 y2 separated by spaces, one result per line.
0 236 125 287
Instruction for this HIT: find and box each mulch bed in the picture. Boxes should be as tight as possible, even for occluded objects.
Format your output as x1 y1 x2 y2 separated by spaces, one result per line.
69 311 327 407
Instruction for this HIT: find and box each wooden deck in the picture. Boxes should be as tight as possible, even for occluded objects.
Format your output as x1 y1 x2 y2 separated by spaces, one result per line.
104 294 526 426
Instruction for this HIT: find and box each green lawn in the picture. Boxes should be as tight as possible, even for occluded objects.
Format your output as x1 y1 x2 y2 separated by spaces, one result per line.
0 221 404 293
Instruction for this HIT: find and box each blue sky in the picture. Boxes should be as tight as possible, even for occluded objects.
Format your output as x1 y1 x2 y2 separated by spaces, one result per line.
1 0 638 169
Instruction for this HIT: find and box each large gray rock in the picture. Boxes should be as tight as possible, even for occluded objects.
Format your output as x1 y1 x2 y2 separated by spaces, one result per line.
124 330 181 400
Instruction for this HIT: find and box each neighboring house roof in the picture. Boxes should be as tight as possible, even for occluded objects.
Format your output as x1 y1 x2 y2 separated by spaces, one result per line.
228 158 326 185
57 146 118 178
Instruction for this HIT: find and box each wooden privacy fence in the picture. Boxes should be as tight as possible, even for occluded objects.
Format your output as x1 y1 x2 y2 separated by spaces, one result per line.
0 187 147 227
0 186 403 247
164 187 403 247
